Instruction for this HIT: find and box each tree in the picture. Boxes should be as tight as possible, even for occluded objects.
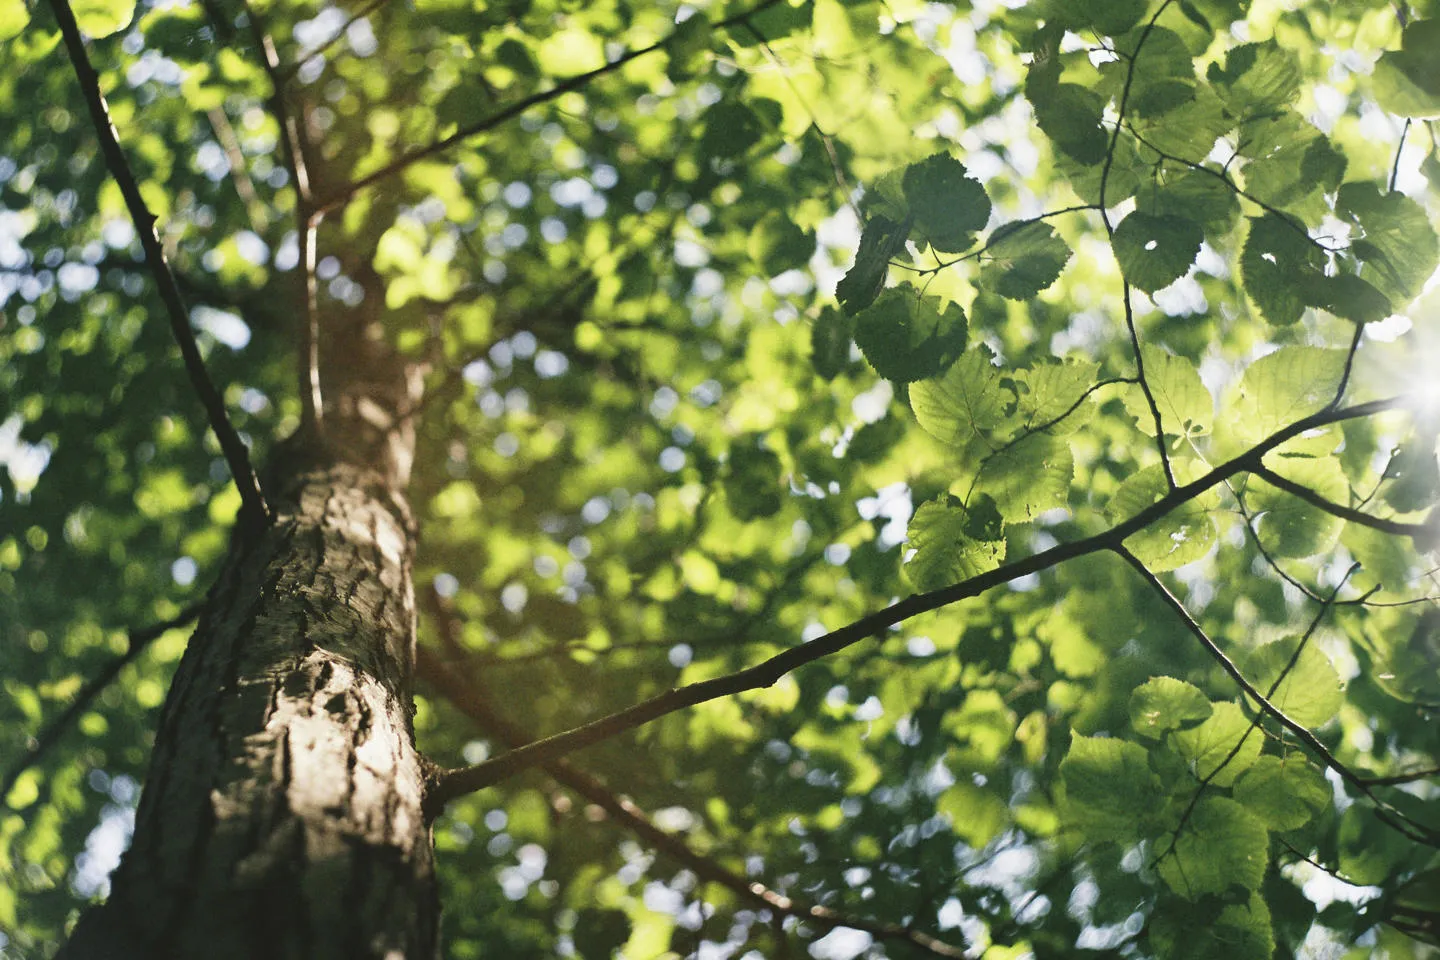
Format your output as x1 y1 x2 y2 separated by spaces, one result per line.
2 0 1439 955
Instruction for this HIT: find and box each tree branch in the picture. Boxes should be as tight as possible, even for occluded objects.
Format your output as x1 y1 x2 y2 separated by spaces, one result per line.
1250 463 1429 539
240 0 325 435
416 644 966 958
1152 564 1353 867
1 603 203 804
281 0 393 82
1360 765 1440 787
1096 2 1177 488
425 398 1404 809
1115 545 1440 847
49 0 271 526
313 0 786 213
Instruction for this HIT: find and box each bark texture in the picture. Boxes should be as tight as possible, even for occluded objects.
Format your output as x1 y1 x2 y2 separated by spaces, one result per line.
62 326 436 959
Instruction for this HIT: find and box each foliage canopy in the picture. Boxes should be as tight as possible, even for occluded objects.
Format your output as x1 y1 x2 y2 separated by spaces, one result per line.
2 0 1440 956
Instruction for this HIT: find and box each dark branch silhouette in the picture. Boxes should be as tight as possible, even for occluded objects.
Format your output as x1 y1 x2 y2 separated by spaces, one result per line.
417 638 967 957
1250 464 1430 539
1117 546 1440 847
314 0 788 213
427 398 1404 808
49 0 271 525
1 603 204 804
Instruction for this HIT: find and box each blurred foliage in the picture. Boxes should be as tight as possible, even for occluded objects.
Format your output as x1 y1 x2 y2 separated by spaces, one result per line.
3 0 1440 957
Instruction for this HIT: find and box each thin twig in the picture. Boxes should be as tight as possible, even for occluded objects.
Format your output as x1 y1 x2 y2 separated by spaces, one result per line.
314 0 787 213
0 603 204 803
426 398 1404 808
1390 118 1412 193
281 0 393 81
51 0 270 525
1097 2 1177 488
417 641 966 957
1116 546 1439 847
242 0 324 434
1250 464 1428 539
897 204 1098 276
205 107 270 231
1360 765 1440 787
1152 565 1354 871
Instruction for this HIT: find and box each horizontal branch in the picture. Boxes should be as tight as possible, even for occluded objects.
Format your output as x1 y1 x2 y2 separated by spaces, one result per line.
416 646 965 957
1250 464 1429 539
314 0 785 213
51 0 270 526
425 397 1403 809
0 603 203 803
1360 765 1440 787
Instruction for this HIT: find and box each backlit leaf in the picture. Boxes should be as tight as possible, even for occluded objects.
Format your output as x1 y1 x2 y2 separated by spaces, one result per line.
901 154 991 254
1112 212 1202 292
852 285 968 382
905 494 1006 592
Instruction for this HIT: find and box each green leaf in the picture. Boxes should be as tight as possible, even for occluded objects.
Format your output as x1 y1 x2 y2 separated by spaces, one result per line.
1141 164 1241 235
910 346 1015 449
535 26 606 76
936 782 1009 847
1304 273 1392 325
1111 212 1202 292
1110 465 1216 572
1173 700 1262 786
905 494 1006 592
1336 182 1440 305
1249 456 1348 558
1247 637 1343 727
1059 133 1147 206
980 221 1072 300
723 442 784 521
665 13 712 81
574 908 634 960
1372 19 1440 119
1209 42 1302 111
1158 796 1270 898
700 102 769 159
1227 346 1345 440
1113 27 1197 119
1232 756 1330 830
852 286 968 382
810 307 853 380
1060 733 1160 843
1123 345 1212 440
975 432 1074 523
836 215 909 315
1075 0 1148 35
1130 677 1213 739
1151 892 1275 960
1129 85 1233 157
901 154 991 254
1033 84 1109 165
1012 358 1100 433
0 0 29 40
748 211 814 276
73 0 135 37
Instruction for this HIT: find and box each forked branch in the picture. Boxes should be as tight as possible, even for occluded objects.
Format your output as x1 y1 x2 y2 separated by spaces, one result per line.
417 642 967 958
426 398 1403 809
1117 546 1439 847
314 0 788 213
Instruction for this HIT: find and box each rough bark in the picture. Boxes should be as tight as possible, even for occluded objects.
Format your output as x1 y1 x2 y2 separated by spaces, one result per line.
61 325 436 959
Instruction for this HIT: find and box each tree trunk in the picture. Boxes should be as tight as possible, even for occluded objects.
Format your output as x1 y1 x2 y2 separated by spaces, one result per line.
61 330 437 959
